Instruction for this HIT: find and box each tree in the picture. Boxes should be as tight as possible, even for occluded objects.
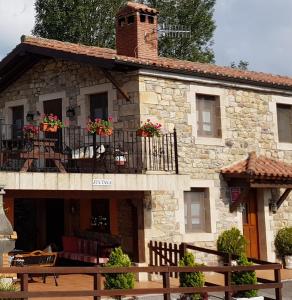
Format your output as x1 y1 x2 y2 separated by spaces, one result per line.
230 60 249 70
33 0 216 63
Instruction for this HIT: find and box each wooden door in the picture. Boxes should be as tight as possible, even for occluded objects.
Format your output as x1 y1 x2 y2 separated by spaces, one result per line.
242 190 260 259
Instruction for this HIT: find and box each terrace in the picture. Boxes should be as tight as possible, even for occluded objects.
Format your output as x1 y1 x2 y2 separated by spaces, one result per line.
0 124 178 174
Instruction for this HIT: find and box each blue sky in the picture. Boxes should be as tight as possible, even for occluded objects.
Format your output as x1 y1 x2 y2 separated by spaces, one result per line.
1 0 292 76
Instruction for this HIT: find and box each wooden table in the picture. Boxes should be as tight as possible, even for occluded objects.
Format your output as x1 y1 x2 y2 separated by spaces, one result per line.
20 138 67 173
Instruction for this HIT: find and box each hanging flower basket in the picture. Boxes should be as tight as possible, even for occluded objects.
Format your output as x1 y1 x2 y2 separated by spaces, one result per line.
86 117 113 136
23 125 39 139
40 123 58 132
137 119 162 137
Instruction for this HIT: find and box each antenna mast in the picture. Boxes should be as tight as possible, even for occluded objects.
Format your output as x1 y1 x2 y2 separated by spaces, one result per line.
158 23 191 38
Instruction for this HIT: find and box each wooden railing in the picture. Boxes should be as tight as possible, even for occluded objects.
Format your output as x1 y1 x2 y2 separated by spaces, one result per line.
0 264 283 300
149 241 283 300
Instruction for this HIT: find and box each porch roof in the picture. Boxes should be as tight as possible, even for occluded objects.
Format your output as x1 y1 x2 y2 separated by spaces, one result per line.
221 152 292 183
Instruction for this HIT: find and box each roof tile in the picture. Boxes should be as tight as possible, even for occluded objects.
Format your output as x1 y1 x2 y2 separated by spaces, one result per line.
17 36 292 89
221 152 292 178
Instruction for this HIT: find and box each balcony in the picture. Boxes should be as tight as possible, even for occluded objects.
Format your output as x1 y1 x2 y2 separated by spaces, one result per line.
0 125 178 174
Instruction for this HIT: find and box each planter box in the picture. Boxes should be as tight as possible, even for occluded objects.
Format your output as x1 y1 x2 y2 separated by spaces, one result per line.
232 297 264 300
285 255 292 269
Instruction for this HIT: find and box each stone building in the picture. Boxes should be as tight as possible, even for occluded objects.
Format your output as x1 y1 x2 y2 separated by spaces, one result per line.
0 1 292 265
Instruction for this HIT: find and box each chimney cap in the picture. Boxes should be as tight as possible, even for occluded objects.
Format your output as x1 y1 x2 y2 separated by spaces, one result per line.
117 1 158 17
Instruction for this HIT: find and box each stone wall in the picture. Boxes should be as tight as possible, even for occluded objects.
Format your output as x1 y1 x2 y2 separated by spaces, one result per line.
139 74 292 262
0 58 140 130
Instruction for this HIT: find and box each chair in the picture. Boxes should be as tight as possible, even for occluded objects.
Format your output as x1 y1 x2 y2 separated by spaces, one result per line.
11 250 58 286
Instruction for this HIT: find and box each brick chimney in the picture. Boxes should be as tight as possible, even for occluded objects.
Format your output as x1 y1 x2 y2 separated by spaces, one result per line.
116 2 158 60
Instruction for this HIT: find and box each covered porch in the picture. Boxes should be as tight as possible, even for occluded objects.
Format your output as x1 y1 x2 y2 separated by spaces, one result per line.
4 190 146 264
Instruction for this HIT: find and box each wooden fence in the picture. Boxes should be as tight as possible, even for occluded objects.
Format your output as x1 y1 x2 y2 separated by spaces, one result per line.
0 264 283 300
149 241 283 300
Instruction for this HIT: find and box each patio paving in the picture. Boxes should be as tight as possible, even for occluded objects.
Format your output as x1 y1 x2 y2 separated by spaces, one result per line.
24 268 292 300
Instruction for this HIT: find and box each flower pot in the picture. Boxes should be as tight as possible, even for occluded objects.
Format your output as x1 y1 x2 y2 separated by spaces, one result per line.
285 255 292 269
115 155 126 166
96 127 113 136
40 123 58 132
137 129 152 137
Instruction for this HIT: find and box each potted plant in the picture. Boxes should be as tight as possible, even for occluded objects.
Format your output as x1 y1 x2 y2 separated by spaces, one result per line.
104 247 134 300
86 117 113 136
137 119 162 137
179 252 205 300
217 227 247 258
274 227 292 269
40 113 64 132
23 124 39 139
231 256 263 300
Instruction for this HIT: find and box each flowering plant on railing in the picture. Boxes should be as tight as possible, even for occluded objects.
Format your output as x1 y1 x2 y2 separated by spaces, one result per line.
40 113 64 132
86 117 113 136
23 124 39 139
137 119 162 137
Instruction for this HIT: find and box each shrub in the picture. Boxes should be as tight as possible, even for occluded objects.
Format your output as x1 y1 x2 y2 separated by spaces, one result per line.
0 279 18 300
217 227 247 256
274 227 292 258
179 252 205 300
104 247 135 298
231 255 258 298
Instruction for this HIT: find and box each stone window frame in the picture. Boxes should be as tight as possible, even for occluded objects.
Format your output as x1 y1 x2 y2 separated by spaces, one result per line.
4 98 29 139
180 180 217 242
187 85 226 146
77 83 116 128
270 95 292 151
37 91 69 122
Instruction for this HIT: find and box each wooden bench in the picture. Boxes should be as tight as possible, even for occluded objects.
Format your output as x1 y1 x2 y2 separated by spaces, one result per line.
58 236 114 265
11 250 58 286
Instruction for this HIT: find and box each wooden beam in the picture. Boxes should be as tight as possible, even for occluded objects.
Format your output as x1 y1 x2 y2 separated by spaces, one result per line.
250 183 292 188
277 188 292 209
101 69 131 102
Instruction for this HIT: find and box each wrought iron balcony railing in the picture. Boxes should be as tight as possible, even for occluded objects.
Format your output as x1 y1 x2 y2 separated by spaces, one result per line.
0 125 178 174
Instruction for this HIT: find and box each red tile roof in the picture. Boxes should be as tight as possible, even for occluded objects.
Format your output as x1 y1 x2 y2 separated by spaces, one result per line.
12 36 292 90
221 152 292 178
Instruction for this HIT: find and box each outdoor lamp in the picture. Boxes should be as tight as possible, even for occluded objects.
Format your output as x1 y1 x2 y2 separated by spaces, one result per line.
66 107 75 118
26 112 34 122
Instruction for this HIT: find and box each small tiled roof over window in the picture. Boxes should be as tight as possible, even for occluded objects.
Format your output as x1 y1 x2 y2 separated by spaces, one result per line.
6 35 292 90
221 152 292 179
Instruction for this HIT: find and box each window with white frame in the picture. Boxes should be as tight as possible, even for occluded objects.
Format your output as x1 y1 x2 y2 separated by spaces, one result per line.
277 103 292 143
196 94 221 138
184 189 209 233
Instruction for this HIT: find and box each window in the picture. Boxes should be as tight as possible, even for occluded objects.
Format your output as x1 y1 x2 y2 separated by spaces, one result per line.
140 14 146 22
118 17 126 27
127 15 135 24
184 189 208 233
90 93 108 120
277 104 292 143
196 94 221 138
148 16 154 24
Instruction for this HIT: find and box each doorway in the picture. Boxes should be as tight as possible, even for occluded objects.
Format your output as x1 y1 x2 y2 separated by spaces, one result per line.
12 105 24 139
242 190 260 259
14 198 64 251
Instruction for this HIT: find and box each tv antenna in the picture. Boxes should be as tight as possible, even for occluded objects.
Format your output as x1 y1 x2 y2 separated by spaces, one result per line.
158 23 191 38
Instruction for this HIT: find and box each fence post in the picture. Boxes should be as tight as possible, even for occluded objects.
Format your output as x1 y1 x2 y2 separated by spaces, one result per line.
224 266 232 300
173 128 179 174
93 270 102 300
274 268 282 300
21 273 28 300
162 271 171 300
179 242 187 259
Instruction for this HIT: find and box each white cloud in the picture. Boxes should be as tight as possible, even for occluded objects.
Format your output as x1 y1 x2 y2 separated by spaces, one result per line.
0 0 35 59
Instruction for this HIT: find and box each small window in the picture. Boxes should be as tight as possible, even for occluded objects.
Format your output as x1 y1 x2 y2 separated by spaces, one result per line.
90 93 108 120
148 16 154 24
118 17 126 27
127 15 135 24
196 94 221 138
277 104 292 143
140 14 146 22
184 189 208 233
